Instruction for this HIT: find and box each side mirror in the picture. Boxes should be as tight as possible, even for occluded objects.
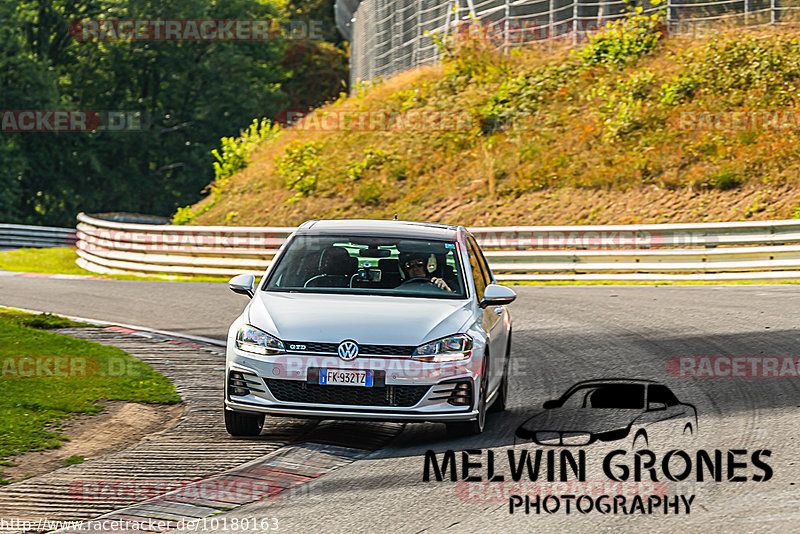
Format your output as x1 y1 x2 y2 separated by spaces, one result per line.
229 274 255 298
479 284 517 308
542 400 560 409
647 402 667 412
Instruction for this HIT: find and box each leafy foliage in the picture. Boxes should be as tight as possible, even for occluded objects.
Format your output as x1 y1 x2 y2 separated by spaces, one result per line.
594 70 656 138
668 36 800 107
479 63 574 131
173 119 280 224
346 147 398 181
184 11 800 226
276 141 323 199
1 0 346 226
574 8 664 67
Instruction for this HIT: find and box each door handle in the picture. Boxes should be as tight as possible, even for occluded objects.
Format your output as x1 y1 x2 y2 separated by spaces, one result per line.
494 306 503 315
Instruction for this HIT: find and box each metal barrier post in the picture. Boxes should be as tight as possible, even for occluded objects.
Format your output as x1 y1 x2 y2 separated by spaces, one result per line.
666 0 673 34
573 0 579 44
549 0 554 40
771 0 777 25
503 0 510 51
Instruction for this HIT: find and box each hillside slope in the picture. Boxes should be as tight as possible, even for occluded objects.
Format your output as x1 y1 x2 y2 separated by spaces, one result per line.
186 15 800 227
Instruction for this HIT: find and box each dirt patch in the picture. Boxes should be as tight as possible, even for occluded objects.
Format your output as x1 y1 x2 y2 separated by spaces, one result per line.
3 401 184 482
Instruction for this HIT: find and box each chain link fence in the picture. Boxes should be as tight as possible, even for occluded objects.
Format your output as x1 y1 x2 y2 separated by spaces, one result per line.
335 0 800 86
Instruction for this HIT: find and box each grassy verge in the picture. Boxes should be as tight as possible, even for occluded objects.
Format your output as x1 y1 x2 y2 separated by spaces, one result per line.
0 309 181 484
0 248 230 283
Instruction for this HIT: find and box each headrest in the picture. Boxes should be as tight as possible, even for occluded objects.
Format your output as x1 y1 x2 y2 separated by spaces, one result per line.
320 246 353 276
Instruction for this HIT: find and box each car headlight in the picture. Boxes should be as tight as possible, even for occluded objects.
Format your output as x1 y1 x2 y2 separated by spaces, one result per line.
235 325 285 355
412 334 473 363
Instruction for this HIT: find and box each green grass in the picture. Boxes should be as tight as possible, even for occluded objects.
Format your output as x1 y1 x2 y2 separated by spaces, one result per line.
0 309 181 482
0 310 91 329
0 248 230 283
63 455 85 466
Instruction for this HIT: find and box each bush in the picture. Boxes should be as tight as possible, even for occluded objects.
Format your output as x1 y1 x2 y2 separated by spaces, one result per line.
709 169 744 190
212 119 280 183
594 71 656 138
659 75 700 106
172 119 279 224
670 36 800 107
480 63 575 131
276 141 323 199
356 182 383 205
574 9 664 67
346 147 398 181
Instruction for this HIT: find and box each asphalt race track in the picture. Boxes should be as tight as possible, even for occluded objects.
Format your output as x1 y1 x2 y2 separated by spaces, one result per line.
0 277 244 341
2 277 799 532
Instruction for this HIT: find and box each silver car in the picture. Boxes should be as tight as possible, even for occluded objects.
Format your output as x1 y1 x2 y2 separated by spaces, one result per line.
224 219 516 436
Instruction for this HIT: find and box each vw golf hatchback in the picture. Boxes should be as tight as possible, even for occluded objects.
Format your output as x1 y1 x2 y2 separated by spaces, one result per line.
224 219 516 436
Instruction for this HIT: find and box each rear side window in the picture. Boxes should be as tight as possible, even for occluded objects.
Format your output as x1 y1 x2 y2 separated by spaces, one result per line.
648 385 679 406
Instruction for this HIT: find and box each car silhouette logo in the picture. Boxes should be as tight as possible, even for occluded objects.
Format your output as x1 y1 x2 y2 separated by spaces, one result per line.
338 340 359 361
516 378 698 449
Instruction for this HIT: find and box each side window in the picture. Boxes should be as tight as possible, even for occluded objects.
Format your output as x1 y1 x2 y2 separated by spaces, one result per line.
467 239 488 299
648 385 679 406
468 236 492 283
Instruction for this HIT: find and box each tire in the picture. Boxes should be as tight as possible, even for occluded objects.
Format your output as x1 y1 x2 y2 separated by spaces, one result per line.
447 357 487 437
225 409 265 437
489 333 511 413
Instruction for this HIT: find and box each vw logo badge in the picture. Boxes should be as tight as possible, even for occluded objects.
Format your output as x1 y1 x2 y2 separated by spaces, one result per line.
338 340 359 361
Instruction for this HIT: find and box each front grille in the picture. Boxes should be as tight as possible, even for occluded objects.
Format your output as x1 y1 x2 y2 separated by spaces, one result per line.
286 341 338 353
360 344 415 356
284 341 415 357
265 379 430 407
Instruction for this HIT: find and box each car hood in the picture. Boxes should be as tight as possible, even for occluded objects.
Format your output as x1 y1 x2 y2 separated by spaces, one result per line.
248 291 474 346
518 408 643 435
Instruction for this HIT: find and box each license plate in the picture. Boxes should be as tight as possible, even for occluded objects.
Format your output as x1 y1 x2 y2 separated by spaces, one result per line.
319 369 373 387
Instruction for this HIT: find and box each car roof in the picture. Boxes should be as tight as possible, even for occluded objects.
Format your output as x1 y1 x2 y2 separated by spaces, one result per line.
296 219 464 240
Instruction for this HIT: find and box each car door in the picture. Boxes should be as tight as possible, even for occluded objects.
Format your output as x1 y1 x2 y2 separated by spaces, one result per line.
466 235 506 392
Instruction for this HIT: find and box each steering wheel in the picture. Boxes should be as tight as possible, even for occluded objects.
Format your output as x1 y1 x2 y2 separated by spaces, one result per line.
398 277 435 287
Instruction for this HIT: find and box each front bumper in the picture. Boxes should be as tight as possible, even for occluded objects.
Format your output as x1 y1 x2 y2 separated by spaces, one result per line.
225 398 479 422
224 349 480 423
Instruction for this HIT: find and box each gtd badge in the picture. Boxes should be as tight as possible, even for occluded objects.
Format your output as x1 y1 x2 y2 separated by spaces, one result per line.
289 344 306 351
337 340 359 361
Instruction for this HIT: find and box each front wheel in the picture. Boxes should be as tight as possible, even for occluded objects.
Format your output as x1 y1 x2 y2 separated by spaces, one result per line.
225 409 265 436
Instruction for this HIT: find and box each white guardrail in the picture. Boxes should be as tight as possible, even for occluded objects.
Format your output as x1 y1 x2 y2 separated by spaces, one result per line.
0 223 77 249
74 212 800 281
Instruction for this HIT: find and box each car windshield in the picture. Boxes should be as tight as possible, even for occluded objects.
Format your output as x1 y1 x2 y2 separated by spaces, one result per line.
560 384 645 409
264 235 467 299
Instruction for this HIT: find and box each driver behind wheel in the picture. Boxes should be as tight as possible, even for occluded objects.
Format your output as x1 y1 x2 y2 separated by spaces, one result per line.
399 252 452 292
